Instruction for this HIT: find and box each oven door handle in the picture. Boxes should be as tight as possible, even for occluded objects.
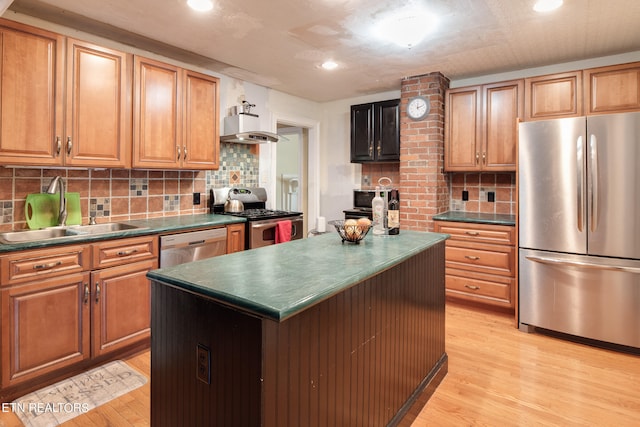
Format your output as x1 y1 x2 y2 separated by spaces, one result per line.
251 220 301 237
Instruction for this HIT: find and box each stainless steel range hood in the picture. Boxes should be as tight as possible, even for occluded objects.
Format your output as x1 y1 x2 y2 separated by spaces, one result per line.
220 113 279 144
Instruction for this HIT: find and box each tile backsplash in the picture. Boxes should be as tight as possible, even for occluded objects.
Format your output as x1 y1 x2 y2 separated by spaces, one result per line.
448 172 516 215
0 142 258 231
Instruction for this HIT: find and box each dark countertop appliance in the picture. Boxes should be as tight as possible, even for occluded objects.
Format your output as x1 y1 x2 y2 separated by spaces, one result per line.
344 189 390 220
210 187 303 249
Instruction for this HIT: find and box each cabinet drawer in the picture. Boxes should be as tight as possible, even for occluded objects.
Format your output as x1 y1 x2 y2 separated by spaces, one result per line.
445 273 514 307
445 245 515 276
93 235 158 269
435 221 515 245
0 245 90 286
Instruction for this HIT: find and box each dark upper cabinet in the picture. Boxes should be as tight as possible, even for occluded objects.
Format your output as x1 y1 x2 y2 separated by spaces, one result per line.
350 99 400 163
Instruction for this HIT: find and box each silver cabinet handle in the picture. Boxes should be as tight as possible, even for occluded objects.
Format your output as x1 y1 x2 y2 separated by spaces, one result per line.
177 145 181 160
465 231 479 236
576 135 584 232
464 255 480 260
475 152 479 164
183 145 187 159
95 282 101 303
589 134 599 233
55 136 62 156
526 256 640 274
465 284 480 290
84 283 90 304
66 136 73 156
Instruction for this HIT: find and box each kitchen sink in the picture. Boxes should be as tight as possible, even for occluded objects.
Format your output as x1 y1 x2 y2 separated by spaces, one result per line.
0 223 146 244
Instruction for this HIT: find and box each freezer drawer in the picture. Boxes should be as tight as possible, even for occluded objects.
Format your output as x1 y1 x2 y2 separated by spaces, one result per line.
519 248 640 349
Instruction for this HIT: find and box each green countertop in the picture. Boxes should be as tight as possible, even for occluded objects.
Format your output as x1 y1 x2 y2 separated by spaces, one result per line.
147 230 448 322
433 211 516 226
0 214 246 253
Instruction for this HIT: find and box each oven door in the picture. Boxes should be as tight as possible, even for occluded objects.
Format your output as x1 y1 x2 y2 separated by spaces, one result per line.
249 217 303 249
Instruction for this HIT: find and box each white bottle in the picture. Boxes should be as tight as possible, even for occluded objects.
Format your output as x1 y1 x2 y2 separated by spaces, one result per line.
372 186 385 235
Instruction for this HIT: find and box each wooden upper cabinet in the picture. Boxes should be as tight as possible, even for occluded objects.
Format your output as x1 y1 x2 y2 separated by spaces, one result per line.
133 56 182 169
584 62 640 114
183 69 220 169
0 20 64 166
350 99 400 163
445 80 522 172
133 56 220 170
445 87 482 171
0 20 131 168
524 71 583 120
482 80 523 171
65 39 131 168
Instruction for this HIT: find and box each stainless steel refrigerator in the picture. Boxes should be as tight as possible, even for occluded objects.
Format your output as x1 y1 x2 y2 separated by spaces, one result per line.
518 111 640 349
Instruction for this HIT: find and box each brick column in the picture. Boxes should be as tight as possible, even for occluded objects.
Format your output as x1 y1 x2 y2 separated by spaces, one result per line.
399 72 450 232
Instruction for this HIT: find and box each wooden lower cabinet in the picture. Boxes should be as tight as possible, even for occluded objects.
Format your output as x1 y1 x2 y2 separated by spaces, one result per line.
1 272 91 388
0 236 157 399
226 223 245 253
91 258 156 357
434 220 516 310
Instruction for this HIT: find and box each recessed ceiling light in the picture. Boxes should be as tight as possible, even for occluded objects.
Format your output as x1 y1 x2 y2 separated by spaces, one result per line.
533 0 563 12
187 0 213 12
374 7 438 48
321 60 338 70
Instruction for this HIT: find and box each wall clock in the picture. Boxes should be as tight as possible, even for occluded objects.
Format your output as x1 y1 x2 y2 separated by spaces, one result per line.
406 96 430 120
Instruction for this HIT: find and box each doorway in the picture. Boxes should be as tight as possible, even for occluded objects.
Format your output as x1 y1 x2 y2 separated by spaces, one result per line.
276 124 308 234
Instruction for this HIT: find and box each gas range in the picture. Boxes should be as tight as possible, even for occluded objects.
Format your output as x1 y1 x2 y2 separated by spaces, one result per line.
210 187 303 248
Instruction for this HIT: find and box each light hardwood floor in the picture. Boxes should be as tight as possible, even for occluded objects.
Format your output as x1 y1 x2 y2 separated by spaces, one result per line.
1 303 638 426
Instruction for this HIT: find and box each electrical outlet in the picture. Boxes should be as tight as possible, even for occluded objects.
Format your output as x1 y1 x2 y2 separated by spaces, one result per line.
196 344 210 384
488 191 495 202
193 192 201 205
480 187 495 202
462 190 469 201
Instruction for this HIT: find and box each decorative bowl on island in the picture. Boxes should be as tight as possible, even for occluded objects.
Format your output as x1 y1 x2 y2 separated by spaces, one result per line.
329 218 372 244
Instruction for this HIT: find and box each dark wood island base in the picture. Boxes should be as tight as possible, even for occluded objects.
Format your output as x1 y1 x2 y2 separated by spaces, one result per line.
150 234 447 426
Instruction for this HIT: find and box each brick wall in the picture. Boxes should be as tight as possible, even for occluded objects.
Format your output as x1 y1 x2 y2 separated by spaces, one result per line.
399 72 450 232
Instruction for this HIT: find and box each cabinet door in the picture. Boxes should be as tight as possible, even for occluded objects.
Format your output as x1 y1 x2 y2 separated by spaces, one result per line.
182 69 220 169
0 20 65 166
584 62 640 114
1 272 91 388
445 86 482 171
374 99 400 161
133 56 181 169
524 71 583 120
226 223 245 253
65 38 131 168
350 103 374 162
91 258 156 357
482 80 523 171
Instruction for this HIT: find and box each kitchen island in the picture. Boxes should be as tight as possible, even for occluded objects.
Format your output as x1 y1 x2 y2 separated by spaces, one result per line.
147 230 448 426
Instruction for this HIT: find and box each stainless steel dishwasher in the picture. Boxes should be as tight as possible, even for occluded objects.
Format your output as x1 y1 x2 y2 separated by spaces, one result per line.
160 228 227 267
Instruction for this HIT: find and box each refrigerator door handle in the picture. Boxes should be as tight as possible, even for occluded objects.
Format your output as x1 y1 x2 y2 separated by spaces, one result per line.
576 135 584 232
526 255 640 274
589 134 599 232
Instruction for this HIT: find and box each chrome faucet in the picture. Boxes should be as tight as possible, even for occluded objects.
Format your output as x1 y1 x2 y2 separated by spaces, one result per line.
46 176 67 226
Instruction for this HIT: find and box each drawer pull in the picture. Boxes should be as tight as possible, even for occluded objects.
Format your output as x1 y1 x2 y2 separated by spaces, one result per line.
84 283 90 304
465 231 479 236
465 285 480 290
33 261 62 270
95 283 101 303
464 255 480 260
116 249 138 256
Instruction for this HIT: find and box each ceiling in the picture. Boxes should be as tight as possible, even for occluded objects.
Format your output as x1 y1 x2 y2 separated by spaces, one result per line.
6 0 640 102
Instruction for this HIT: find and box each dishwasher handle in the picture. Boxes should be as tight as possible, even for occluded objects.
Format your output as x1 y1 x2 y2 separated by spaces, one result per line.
160 228 227 250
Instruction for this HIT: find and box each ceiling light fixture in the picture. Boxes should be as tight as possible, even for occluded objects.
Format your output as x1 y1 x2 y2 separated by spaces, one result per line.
533 0 563 12
375 7 438 48
187 0 213 12
321 60 338 70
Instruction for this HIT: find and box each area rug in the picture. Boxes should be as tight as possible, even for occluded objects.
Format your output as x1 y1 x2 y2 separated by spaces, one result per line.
11 360 147 427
